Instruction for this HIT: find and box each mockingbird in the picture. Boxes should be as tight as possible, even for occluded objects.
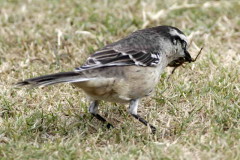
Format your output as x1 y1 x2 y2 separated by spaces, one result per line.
17 25 193 134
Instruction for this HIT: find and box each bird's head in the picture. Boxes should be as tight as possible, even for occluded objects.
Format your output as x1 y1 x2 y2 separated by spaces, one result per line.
159 26 193 66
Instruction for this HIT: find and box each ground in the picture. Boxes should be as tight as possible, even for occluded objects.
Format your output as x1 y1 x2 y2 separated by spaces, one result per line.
0 0 239 159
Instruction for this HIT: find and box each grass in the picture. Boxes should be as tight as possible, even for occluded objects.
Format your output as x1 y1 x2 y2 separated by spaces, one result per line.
0 0 240 159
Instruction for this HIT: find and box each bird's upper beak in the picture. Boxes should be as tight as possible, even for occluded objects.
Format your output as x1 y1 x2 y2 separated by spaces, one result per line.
184 50 193 62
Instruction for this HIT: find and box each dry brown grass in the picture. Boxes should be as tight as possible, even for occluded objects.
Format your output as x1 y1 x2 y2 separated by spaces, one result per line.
0 0 239 159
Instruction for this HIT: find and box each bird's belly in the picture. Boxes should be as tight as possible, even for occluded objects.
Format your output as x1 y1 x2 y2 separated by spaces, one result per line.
73 78 130 103
72 66 161 103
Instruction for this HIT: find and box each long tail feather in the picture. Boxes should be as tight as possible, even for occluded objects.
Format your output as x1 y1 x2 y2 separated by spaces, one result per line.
16 71 89 87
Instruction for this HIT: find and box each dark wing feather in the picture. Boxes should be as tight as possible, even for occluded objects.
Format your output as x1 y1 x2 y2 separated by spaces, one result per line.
75 28 166 71
75 49 161 71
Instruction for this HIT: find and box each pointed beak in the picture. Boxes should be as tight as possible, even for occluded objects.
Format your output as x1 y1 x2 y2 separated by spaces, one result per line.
184 50 193 62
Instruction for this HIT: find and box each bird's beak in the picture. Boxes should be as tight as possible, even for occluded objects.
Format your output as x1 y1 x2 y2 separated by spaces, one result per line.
184 50 193 62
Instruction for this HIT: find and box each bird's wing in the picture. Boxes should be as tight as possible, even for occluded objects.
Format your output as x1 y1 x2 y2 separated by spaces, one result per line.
75 31 162 71
75 49 161 71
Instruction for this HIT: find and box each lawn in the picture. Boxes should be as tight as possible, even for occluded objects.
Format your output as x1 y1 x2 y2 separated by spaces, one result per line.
0 0 239 159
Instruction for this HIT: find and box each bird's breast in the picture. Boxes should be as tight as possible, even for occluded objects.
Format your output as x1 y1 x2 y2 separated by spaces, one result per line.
72 66 163 103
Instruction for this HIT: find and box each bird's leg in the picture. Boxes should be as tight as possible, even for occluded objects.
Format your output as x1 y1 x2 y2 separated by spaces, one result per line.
89 100 114 129
128 99 156 134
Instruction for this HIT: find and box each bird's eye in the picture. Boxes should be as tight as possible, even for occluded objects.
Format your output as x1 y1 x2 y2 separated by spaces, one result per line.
173 39 177 45
172 37 178 45
182 41 187 49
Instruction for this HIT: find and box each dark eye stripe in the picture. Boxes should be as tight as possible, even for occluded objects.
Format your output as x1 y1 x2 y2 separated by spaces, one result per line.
171 36 187 48
182 41 187 49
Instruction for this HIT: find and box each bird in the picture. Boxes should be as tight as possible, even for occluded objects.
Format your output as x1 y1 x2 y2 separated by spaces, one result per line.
17 25 193 134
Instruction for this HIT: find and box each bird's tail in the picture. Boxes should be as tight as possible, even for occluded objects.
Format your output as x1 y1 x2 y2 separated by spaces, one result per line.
16 71 89 88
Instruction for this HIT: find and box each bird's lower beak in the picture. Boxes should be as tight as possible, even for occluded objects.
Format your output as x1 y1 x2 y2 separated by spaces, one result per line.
184 50 193 62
